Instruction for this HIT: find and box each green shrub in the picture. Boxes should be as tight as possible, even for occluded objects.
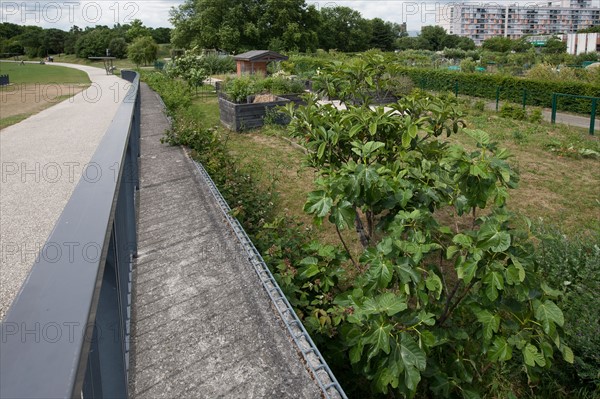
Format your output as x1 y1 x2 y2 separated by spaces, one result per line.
500 103 527 120
389 75 414 97
222 75 305 103
474 99 486 112
223 76 255 103
460 57 477 73
150 83 276 234
254 76 305 95
197 54 235 74
283 87 574 398
534 225 600 389
400 66 599 114
142 71 191 113
529 108 543 123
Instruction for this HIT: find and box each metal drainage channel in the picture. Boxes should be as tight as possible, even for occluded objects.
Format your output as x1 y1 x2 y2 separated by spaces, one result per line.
193 160 348 399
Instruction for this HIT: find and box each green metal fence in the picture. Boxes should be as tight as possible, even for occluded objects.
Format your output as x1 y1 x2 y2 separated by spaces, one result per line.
551 93 598 135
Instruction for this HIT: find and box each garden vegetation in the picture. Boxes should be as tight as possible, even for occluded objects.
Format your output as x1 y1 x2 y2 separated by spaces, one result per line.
142 53 599 397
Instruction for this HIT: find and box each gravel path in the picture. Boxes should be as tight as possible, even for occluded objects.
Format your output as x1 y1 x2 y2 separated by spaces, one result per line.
0 63 130 320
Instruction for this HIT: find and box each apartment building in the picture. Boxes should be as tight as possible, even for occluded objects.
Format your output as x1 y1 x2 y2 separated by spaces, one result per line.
438 0 600 45
565 32 600 53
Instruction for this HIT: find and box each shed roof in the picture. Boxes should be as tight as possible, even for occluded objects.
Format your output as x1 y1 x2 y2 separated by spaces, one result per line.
233 50 288 62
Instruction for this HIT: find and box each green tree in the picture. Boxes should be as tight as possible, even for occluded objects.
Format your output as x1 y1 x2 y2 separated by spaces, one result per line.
259 0 319 52
0 23 25 41
128 36 158 66
165 50 208 91
150 27 172 44
482 36 513 53
282 64 574 396
511 38 533 52
15 26 44 57
543 37 567 54
75 27 112 58
395 36 419 51
419 25 449 51
108 37 128 59
64 25 82 54
41 28 67 55
443 47 466 59
1 40 24 55
318 6 372 52
456 36 476 50
369 18 395 52
460 57 477 72
578 25 600 33
170 0 261 51
126 19 151 42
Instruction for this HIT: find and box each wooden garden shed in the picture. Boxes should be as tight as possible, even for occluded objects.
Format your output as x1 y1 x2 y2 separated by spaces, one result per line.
233 50 288 76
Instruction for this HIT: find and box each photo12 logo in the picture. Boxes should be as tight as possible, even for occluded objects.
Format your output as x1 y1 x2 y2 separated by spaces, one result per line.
1 1 140 26
1 82 132 105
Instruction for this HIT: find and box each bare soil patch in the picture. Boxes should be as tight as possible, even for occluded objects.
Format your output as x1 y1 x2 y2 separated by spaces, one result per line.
0 83 88 128
253 94 278 103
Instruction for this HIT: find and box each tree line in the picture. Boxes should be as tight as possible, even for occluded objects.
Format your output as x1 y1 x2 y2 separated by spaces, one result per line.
0 20 170 59
3 0 577 61
170 0 586 55
170 0 414 53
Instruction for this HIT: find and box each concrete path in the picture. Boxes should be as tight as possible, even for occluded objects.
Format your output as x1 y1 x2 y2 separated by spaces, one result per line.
485 101 599 132
540 108 599 131
0 63 130 320
128 84 330 398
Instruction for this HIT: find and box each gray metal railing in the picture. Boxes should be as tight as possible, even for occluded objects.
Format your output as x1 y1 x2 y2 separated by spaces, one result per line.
0 70 140 399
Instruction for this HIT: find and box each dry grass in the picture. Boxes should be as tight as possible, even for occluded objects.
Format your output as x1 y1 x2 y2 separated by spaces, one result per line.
224 126 366 259
198 95 599 242
459 111 599 234
0 84 88 130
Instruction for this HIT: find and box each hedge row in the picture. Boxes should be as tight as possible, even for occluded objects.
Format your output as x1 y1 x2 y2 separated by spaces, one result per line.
398 67 600 114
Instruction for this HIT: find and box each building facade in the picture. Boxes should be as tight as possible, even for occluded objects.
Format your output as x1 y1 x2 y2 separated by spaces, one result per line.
565 32 600 53
437 1 600 45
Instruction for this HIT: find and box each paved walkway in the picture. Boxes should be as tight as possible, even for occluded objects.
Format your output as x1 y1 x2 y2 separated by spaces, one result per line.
485 101 599 131
128 84 332 398
0 63 130 320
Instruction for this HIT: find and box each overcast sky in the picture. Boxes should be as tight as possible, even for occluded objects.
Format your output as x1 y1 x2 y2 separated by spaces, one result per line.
1 0 599 33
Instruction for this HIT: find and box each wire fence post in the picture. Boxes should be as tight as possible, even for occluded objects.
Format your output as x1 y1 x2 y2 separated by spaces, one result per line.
590 98 597 136
551 93 557 124
522 88 527 110
496 86 502 111
454 81 458 98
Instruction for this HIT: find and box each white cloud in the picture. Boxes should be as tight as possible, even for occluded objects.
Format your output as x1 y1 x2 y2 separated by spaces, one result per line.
310 0 600 32
2 0 599 32
0 1 182 30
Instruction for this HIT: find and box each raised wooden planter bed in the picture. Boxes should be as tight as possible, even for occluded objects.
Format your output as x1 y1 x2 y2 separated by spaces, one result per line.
218 94 291 132
277 93 307 106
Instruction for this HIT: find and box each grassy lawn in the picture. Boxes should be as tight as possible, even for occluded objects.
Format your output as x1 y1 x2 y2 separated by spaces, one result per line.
0 62 91 84
191 93 599 239
461 110 599 234
43 54 170 72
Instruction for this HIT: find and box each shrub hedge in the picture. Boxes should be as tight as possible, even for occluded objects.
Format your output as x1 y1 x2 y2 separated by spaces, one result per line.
398 67 600 114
